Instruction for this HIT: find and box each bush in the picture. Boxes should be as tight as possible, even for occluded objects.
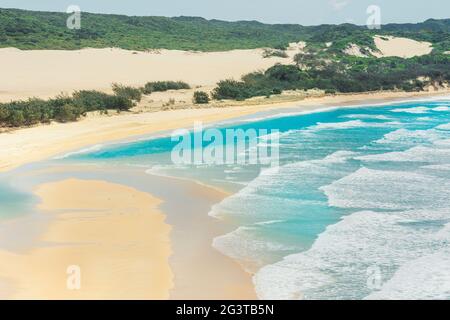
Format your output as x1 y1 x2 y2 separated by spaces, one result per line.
112 83 142 102
212 80 252 100
141 81 190 94
54 104 81 122
262 49 288 58
72 90 133 111
193 91 210 104
0 90 134 128
9 110 25 127
272 88 282 95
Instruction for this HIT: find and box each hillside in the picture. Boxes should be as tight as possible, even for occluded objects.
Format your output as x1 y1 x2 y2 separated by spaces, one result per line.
0 8 449 52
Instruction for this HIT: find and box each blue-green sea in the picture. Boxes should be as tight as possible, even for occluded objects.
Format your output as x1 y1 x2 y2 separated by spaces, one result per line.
1 97 450 299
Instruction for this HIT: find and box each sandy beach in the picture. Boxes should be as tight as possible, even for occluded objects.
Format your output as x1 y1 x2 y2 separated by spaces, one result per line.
0 89 448 300
0 179 172 299
0 165 257 299
1 89 449 174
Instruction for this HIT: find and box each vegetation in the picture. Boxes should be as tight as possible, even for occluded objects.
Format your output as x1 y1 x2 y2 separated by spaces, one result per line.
141 81 190 94
262 48 288 58
112 83 142 102
193 91 210 104
0 8 448 53
212 51 450 100
0 8 449 127
0 89 136 128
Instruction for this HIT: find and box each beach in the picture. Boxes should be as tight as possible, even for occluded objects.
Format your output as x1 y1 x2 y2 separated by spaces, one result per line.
0 165 256 299
0 178 172 299
0 90 449 299
0 44 449 299
1 89 449 173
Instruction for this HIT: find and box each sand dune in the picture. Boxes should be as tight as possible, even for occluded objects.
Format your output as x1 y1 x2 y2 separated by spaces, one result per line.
344 36 433 59
373 36 433 58
0 47 289 102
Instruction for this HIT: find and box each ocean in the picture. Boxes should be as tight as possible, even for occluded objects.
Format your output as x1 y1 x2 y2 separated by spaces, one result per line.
1 97 449 299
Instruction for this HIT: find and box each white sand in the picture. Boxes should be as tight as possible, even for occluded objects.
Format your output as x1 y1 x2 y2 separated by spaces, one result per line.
373 36 433 58
0 47 289 102
0 179 173 299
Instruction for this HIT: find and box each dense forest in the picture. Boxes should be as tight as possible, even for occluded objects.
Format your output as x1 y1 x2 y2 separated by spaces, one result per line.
0 8 449 52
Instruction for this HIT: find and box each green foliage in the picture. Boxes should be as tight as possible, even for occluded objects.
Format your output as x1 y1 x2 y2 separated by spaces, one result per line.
1 8 447 52
72 90 133 111
262 48 288 58
212 80 253 100
112 83 142 102
193 91 210 104
0 90 134 128
212 54 450 100
141 81 190 94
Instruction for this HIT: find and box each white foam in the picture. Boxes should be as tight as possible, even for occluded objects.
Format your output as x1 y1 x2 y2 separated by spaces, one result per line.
53 144 104 159
341 114 393 120
254 220 286 226
209 150 357 219
321 167 450 210
437 123 450 130
365 247 450 300
391 106 430 114
213 226 295 272
375 128 446 145
422 164 450 171
356 145 450 163
432 106 450 112
255 209 450 299
308 120 399 131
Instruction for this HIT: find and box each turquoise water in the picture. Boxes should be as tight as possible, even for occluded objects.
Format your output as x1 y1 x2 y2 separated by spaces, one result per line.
6 98 450 299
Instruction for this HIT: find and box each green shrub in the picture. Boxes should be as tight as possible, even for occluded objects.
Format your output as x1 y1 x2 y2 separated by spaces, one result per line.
0 90 134 128
9 110 25 127
72 90 133 111
212 80 251 101
112 83 142 102
54 104 82 122
193 91 210 104
262 49 288 58
272 88 282 95
142 81 190 94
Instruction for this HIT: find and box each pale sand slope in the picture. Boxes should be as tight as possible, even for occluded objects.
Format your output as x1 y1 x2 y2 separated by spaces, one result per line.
0 179 172 299
1 90 449 173
0 47 289 102
373 36 433 58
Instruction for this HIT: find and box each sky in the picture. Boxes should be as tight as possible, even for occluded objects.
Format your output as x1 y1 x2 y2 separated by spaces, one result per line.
0 0 448 25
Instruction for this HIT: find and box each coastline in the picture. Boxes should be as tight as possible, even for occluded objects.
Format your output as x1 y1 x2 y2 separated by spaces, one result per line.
0 90 449 299
0 165 257 299
1 89 449 173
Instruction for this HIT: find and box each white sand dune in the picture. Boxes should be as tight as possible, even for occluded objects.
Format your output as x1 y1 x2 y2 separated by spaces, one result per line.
344 36 433 59
373 36 433 58
0 47 290 102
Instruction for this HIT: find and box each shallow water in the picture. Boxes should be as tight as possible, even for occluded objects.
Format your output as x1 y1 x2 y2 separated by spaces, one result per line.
1 97 450 299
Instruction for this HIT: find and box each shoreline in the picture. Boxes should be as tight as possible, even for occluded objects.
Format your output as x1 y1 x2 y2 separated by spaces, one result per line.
0 90 448 299
0 178 173 299
0 165 257 299
1 89 449 173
